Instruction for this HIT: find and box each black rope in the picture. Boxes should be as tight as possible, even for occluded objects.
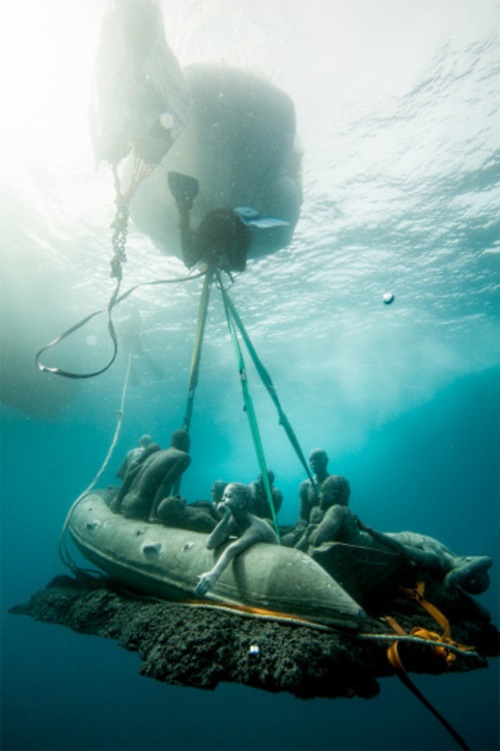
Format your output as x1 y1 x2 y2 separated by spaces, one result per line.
35 270 206 379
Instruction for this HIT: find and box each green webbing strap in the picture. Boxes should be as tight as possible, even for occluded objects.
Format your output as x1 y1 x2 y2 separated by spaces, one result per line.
223 297 280 541
183 269 214 433
218 277 317 494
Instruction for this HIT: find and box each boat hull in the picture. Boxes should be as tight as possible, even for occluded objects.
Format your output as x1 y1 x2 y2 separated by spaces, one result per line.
68 492 365 630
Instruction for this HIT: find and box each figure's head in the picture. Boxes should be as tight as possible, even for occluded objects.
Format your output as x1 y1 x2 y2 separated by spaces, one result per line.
309 449 328 476
222 482 253 510
139 434 153 447
319 475 351 510
456 556 492 595
211 480 227 503
170 429 191 452
258 469 275 487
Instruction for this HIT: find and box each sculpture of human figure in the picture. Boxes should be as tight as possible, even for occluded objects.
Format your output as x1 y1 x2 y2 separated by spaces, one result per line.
295 474 351 551
195 482 278 597
281 448 330 546
152 495 218 533
210 480 228 504
115 434 156 481
111 435 161 512
302 476 492 611
298 448 330 525
248 469 283 520
113 430 191 521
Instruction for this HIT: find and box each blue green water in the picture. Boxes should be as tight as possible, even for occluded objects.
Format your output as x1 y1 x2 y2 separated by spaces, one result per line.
1 369 498 750
1 1 500 749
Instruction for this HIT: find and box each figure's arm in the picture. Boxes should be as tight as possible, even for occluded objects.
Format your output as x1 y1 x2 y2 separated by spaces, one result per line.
150 455 191 521
111 461 144 512
295 523 318 551
195 516 277 596
195 535 249 596
205 504 233 550
116 457 128 480
273 489 284 515
298 481 311 525
308 506 350 547
140 443 161 463
359 521 443 571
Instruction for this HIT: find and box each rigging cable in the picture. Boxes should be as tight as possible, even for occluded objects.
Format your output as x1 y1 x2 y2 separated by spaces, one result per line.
58 352 133 575
220 280 280 540
35 157 204 380
35 270 205 379
182 268 214 433
217 273 318 493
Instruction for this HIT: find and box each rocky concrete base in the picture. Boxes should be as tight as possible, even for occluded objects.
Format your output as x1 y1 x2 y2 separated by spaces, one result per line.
10 575 499 700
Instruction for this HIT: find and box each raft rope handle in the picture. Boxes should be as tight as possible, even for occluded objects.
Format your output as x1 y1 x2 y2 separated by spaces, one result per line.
58 352 133 575
217 274 318 494
221 283 280 540
382 583 474 751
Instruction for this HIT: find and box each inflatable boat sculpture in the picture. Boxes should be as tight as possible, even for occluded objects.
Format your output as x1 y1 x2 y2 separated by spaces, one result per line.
68 491 366 631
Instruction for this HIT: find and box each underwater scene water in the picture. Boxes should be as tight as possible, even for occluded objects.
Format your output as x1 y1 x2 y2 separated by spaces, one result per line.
1 1 499 749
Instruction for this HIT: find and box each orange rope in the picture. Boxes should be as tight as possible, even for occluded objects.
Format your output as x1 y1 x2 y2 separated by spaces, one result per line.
385 582 473 751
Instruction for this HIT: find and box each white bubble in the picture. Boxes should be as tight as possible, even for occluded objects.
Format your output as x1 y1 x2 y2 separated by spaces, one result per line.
159 113 174 130
383 292 395 305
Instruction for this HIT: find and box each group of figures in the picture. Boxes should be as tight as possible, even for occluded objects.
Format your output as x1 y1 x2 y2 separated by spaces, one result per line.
110 435 492 617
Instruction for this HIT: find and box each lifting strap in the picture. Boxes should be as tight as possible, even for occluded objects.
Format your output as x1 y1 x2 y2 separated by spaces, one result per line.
217 274 317 494
385 582 473 751
222 288 280 540
182 269 214 433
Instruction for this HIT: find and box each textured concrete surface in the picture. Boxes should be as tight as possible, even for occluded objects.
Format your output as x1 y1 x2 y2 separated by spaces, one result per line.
10 574 498 699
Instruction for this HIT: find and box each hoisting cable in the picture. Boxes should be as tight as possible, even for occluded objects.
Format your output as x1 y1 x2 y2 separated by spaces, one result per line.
221 282 280 540
35 269 205 379
217 273 317 494
36 158 202 380
58 352 133 576
182 267 215 434
172 267 214 496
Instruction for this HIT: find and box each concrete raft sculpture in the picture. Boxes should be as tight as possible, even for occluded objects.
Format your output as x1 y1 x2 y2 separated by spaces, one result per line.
68 491 366 630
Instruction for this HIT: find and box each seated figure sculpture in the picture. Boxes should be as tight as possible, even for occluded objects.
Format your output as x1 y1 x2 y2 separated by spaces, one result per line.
112 430 191 521
211 480 228 504
115 434 155 481
152 495 218 533
248 469 283 521
157 480 228 532
298 448 330 524
195 482 278 597
295 474 351 551
301 476 492 617
281 448 330 546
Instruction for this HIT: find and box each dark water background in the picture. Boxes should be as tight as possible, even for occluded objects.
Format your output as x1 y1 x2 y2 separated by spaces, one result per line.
1 1 499 749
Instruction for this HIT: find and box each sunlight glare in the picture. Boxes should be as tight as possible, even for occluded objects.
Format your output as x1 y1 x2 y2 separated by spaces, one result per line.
0 1 102 167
